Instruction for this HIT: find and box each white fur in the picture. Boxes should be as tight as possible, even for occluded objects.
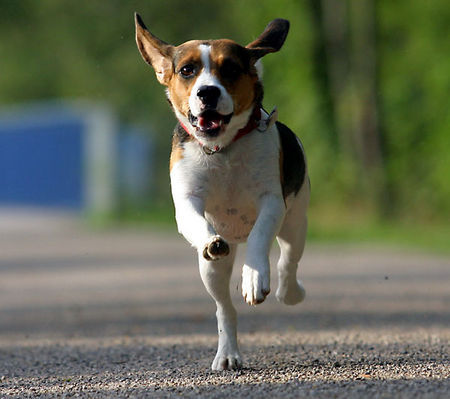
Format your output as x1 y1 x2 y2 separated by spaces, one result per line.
255 59 263 79
169 45 309 371
198 243 242 369
171 122 282 246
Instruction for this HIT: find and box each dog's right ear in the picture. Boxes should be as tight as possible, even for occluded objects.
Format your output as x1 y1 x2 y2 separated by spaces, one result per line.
135 13 174 86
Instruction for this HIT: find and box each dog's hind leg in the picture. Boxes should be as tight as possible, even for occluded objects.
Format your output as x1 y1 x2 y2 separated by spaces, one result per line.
275 182 309 305
198 244 242 370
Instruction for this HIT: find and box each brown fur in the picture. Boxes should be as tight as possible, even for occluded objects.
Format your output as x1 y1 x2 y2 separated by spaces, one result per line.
169 125 193 171
167 42 203 117
165 40 259 120
170 145 184 172
209 40 259 115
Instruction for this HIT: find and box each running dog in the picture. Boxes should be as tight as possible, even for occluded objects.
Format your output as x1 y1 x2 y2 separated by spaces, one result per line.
135 13 309 370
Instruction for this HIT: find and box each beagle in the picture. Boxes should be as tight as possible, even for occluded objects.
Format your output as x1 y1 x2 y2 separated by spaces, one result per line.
135 13 309 371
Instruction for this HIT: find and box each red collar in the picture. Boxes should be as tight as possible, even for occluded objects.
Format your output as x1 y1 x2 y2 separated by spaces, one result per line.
179 107 262 153
231 107 261 142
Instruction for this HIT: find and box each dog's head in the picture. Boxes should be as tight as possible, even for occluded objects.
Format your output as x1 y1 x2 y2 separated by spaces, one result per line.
135 13 289 149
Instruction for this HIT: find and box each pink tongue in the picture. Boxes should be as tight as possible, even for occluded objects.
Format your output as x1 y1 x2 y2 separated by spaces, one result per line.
198 116 220 130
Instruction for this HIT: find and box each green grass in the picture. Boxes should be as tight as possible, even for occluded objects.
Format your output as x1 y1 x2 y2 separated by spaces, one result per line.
307 206 450 254
308 219 450 254
87 201 177 232
89 203 450 254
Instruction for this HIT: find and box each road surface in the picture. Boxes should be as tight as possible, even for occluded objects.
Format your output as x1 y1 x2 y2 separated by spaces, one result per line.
0 211 448 397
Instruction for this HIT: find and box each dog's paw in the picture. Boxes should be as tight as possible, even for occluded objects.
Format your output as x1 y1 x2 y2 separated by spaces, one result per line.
241 264 270 305
203 235 230 261
212 350 242 371
276 279 306 305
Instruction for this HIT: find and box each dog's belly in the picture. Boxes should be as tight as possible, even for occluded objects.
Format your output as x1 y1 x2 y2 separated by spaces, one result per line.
205 199 257 244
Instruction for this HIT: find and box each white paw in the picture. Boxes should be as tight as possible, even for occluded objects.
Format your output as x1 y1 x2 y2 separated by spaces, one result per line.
276 278 306 305
203 235 230 261
212 350 242 371
241 264 270 305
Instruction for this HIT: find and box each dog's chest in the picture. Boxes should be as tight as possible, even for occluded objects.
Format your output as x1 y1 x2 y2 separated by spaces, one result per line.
173 130 281 243
203 157 259 243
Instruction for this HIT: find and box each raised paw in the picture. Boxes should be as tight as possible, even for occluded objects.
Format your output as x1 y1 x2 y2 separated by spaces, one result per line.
203 235 230 261
241 264 270 306
212 350 242 371
276 278 306 305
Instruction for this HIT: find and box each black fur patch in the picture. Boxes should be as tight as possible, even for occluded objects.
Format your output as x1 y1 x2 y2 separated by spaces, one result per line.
276 121 306 198
173 122 192 145
254 80 264 106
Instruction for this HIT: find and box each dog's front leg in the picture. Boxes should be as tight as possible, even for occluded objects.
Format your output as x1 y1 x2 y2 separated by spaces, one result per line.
174 195 230 260
242 193 285 305
198 244 242 370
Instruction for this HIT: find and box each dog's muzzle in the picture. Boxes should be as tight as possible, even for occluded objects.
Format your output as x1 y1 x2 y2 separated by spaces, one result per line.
189 110 233 137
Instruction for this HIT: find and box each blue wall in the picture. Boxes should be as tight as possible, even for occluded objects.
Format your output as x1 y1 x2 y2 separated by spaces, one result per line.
0 116 84 209
0 101 154 212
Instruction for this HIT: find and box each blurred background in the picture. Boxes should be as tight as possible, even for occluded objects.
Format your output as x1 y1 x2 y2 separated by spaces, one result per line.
1 4 449 393
0 0 449 250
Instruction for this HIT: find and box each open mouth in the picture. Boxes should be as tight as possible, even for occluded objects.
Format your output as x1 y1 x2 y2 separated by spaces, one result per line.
189 110 233 137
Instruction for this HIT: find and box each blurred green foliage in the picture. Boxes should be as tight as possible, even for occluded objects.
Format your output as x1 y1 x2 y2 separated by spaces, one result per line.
0 0 449 233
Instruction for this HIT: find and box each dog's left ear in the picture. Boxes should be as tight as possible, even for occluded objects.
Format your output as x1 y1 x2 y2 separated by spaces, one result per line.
246 19 290 61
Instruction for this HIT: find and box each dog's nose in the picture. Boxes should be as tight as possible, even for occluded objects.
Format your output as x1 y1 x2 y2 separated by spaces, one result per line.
197 85 220 108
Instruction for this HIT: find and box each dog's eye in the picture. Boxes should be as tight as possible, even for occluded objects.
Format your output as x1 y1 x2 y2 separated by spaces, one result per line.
179 64 196 78
220 60 242 80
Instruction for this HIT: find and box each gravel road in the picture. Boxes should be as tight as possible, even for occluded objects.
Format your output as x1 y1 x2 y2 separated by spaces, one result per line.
0 212 449 398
